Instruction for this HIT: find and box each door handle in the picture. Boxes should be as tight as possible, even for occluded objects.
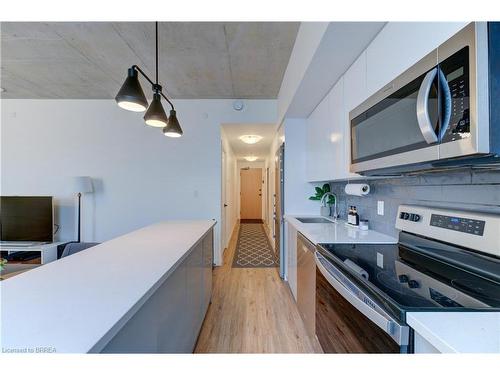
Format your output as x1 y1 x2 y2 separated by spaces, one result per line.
438 68 452 140
224 204 228 207
416 67 439 144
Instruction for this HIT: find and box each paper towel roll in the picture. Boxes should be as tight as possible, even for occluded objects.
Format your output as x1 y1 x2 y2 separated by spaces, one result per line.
344 183 370 196
343 259 369 281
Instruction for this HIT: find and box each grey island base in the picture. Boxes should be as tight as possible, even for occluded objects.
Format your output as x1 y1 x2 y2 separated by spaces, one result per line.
1 220 216 353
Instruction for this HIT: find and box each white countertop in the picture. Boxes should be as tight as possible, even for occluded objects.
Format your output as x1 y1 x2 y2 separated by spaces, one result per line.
0 220 216 353
285 215 397 245
408 312 500 353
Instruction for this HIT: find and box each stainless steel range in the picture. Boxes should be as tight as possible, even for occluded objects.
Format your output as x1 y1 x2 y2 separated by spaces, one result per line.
315 205 500 353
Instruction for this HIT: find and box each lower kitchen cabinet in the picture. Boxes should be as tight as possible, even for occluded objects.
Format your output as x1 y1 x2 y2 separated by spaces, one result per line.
101 228 213 353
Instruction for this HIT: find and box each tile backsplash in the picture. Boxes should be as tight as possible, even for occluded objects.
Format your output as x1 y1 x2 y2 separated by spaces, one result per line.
329 168 500 238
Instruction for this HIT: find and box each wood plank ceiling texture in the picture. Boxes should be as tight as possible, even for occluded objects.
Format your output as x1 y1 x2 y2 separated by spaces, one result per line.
0 22 299 99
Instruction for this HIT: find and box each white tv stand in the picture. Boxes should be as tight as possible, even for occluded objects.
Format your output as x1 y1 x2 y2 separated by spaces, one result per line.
0 242 65 264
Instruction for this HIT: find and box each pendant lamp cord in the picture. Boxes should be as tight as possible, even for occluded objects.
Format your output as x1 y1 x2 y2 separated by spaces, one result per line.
128 21 175 111
155 21 159 85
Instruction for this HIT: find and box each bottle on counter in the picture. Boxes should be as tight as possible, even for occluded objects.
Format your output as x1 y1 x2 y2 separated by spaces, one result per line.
348 206 354 225
353 206 360 226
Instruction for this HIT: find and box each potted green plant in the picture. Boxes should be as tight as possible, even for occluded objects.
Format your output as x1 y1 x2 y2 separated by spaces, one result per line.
309 184 335 216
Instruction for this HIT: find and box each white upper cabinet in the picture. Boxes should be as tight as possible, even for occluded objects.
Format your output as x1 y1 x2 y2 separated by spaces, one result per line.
344 52 368 113
343 53 367 179
306 88 331 182
366 22 468 96
306 78 345 182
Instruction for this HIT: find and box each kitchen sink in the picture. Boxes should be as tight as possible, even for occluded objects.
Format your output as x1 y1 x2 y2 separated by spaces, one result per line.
295 217 334 224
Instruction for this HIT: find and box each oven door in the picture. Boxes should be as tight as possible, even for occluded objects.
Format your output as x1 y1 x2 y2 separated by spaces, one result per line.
315 252 410 353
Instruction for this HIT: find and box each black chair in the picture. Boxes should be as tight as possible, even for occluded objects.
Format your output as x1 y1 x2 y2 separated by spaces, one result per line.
61 242 100 258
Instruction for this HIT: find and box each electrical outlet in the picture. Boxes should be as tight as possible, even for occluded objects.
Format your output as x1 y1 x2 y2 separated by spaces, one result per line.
377 252 384 268
377 200 384 216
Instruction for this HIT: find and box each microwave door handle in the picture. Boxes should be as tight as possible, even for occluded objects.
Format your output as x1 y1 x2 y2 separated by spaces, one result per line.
438 68 453 140
416 67 439 144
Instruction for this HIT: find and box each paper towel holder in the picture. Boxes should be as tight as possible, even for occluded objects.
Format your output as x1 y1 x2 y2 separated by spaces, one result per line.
344 183 371 196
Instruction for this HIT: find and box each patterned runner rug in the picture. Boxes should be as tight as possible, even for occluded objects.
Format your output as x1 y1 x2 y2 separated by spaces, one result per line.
232 223 278 268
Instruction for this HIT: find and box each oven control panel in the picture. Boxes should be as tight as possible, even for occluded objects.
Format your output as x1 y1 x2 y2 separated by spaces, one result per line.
395 205 500 258
430 214 485 236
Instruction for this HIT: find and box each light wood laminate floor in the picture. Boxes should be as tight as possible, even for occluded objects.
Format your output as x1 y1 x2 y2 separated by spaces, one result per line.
195 224 320 353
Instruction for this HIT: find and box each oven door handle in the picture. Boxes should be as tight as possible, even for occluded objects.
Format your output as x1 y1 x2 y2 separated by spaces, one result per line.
416 67 439 144
315 252 409 346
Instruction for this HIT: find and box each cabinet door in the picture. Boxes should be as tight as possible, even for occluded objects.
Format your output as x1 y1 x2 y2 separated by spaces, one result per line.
366 22 467 96
306 93 330 182
184 242 204 350
306 78 347 182
286 222 297 301
296 236 316 338
343 54 366 178
328 77 348 179
202 229 213 311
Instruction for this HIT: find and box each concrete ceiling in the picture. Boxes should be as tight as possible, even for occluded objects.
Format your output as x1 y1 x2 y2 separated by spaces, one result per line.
0 22 299 99
222 123 277 160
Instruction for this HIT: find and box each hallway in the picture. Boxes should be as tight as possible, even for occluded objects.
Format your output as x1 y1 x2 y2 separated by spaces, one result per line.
195 224 320 353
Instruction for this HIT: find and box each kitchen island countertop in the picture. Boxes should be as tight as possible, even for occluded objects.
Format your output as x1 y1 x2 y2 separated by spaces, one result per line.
0 220 216 353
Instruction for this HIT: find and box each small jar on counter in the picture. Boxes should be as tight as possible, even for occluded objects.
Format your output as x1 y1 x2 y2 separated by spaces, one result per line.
359 220 369 231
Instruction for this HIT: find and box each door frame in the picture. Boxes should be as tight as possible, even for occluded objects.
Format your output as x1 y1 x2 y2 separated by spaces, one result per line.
237 162 265 222
221 149 228 251
239 167 263 220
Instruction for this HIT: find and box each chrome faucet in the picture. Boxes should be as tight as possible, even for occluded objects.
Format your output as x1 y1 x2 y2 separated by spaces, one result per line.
321 192 338 220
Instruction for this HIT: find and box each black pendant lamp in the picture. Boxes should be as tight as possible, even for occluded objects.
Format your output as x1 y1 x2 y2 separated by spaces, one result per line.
115 68 148 112
163 109 183 137
115 22 183 137
144 91 168 127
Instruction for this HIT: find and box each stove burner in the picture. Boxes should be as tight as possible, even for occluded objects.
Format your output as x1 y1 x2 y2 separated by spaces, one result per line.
376 271 407 295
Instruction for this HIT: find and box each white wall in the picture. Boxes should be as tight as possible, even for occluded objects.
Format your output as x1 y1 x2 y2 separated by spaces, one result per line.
1 99 277 265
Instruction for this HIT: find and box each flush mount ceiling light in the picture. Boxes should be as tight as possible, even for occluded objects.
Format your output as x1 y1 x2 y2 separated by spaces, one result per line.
115 22 183 137
239 135 263 144
244 156 258 162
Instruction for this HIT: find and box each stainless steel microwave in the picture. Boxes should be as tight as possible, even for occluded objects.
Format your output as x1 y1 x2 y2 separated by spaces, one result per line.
350 22 500 175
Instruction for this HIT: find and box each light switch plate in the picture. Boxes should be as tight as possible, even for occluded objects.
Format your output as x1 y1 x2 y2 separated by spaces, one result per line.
377 252 384 268
377 201 384 215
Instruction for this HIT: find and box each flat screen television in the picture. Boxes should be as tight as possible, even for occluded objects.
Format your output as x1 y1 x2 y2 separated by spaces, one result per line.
0 196 54 242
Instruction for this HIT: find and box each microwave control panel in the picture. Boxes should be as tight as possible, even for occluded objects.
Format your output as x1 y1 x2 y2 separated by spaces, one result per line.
440 46 470 143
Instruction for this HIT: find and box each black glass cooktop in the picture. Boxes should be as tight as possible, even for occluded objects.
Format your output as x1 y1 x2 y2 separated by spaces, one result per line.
318 231 500 320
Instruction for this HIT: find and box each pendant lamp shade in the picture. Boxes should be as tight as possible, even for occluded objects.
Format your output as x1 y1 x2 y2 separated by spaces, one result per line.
144 93 168 127
163 110 183 137
115 68 148 112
